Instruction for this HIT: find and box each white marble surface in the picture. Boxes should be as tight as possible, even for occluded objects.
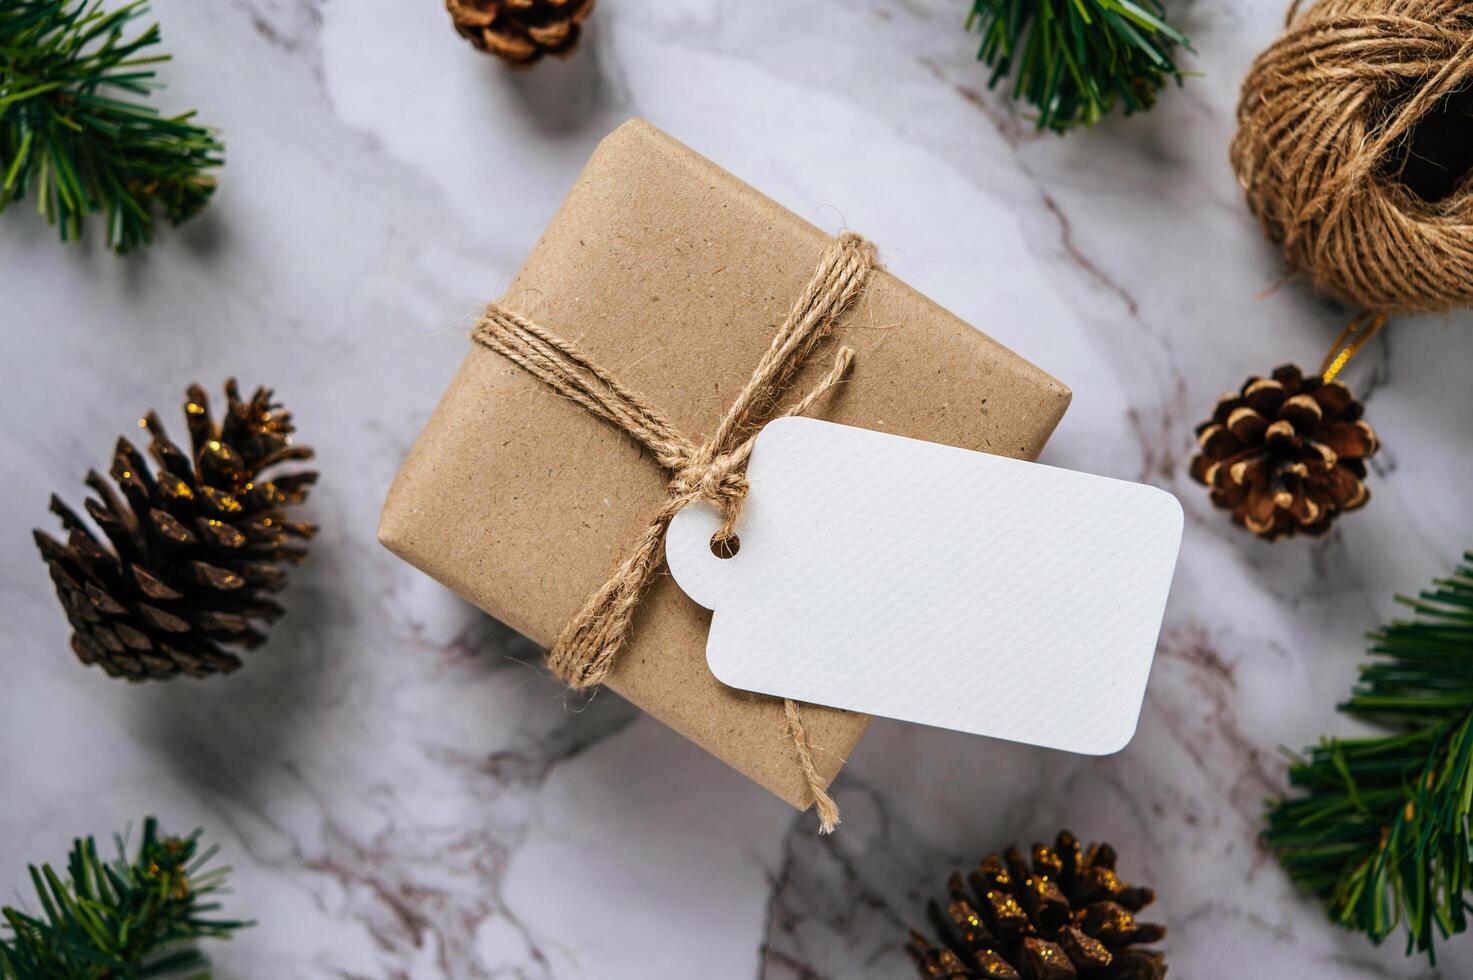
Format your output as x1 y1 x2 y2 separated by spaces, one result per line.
4 1 1473 977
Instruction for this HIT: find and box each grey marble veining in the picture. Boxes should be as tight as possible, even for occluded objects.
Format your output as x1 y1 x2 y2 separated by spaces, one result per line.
4 1 1473 977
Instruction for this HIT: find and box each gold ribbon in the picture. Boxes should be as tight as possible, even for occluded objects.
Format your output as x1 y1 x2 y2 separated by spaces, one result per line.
1320 313 1388 383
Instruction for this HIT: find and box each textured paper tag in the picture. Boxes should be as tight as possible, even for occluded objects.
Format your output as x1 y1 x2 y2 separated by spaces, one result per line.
666 418 1183 755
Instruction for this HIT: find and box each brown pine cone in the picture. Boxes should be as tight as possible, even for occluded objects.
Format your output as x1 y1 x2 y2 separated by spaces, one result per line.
907 831 1167 980
446 0 595 65
34 381 317 680
1189 364 1378 540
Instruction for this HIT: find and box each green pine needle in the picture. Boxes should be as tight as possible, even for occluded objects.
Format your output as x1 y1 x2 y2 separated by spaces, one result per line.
0 817 249 979
0 0 224 253
966 0 1190 133
1264 552 1473 962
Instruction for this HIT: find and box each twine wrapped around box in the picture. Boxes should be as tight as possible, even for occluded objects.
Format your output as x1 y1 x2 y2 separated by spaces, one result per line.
378 118 1071 820
471 233 877 831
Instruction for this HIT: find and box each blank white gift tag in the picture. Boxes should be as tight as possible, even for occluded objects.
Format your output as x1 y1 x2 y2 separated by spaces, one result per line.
665 417 1183 755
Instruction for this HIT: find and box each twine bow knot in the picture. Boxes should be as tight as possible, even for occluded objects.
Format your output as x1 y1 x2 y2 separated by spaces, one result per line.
670 449 749 538
471 233 877 831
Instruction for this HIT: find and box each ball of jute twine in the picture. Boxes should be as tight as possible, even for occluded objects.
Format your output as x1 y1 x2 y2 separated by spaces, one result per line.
1230 0 1473 314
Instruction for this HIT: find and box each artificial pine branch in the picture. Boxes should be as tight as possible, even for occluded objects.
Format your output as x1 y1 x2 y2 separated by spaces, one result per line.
966 0 1190 133
0 0 223 253
0 817 248 979
1264 551 1473 962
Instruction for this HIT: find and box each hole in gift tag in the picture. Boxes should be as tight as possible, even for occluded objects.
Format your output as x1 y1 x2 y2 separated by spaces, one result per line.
710 533 740 559
665 502 736 611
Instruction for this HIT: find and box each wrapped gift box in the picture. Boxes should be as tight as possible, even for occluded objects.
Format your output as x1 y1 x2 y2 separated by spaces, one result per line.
379 119 1071 810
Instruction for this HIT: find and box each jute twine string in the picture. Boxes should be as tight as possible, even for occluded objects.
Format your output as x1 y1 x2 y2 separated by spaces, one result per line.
473 233 878 831
1230 0 1473 314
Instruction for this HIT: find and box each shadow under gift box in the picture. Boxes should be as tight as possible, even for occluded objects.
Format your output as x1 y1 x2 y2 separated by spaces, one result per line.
377 119 1072 812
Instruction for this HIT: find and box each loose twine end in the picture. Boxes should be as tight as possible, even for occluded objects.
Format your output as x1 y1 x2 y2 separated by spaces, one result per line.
784 698 840 834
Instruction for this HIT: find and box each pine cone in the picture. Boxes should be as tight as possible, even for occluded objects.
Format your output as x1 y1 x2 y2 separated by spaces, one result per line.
1189 364 1378 540
34 381 317 680
446 0 595 64
907 831 1167 980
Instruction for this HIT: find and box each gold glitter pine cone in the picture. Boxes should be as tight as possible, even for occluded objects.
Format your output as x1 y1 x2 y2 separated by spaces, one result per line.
34 381 317 680
1189 363 1378 540
445 0 595 64
907 830 1167 980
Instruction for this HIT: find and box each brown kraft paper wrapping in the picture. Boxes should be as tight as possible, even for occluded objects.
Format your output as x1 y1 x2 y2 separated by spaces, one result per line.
378 119 1072 811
